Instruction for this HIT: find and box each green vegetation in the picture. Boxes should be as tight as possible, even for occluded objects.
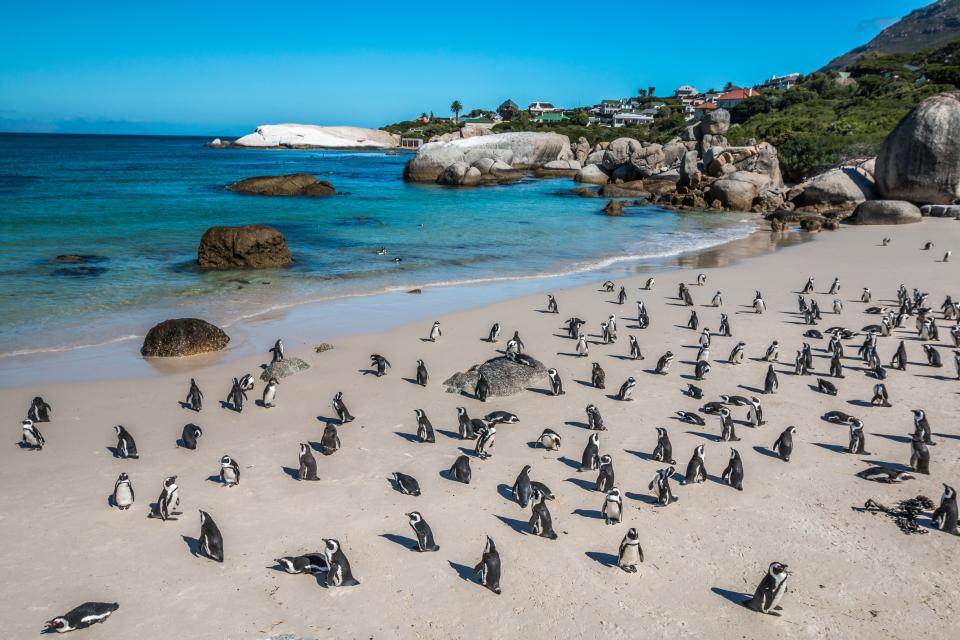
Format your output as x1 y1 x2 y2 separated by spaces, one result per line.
380 118 461 140
727 41 960 181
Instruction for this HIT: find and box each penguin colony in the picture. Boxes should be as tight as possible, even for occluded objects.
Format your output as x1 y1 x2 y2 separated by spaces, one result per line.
12 236 960 634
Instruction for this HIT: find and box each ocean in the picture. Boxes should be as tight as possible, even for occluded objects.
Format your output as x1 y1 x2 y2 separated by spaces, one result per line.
0 133 755 360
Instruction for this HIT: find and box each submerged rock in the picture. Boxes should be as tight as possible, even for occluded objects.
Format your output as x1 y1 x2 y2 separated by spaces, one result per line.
198 225 292 269
227 173 335 197
443 356 548 397
260 356 310 381
142 318 230 357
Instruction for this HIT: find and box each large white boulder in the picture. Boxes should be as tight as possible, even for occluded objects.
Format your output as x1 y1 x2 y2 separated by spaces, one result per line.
233 124 399 149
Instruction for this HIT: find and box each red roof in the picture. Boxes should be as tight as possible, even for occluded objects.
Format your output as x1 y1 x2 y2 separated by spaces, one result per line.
694 102 717 110
716 88 758 101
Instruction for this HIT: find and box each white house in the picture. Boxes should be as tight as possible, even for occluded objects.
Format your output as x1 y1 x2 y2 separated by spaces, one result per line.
613 111 654 127
527 101 561 117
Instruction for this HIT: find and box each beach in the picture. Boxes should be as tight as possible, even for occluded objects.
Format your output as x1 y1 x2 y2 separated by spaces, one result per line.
1 219 958 639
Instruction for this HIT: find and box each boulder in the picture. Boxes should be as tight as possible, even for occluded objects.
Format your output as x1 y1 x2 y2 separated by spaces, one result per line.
543 159 582 170
661 141 687 167
700 108 731 135
573 137 591 164
643 178 678 197
585 150 606 165
260 356 310 381
443 356 548 397
707 176 759 211
602 199 624 216
708 143 783 187
678 150 701 188
600 180 650 198
227 173 334 197
471 157 496 174
142 318 229 357
790 167 876 211
462 166 483 186
602 138 644 170
575 164 610 185
629 144 665 177
875 92 960 204
699 134 728 156
680 124 701 142
198 225 292 269
921 204 960 217
850 200 923 225
232 124 399 149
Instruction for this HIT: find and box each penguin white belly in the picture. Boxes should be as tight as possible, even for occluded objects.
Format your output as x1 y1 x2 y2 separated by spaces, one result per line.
223 468 238 485
620 544 640 566
604 502 621 521
115 485 133 507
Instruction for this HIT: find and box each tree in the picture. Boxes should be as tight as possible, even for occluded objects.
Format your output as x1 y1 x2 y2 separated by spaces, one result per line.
723 81 735 92
570 110 589 126
451 100 463 122
637 88 647 97
647 86 656 98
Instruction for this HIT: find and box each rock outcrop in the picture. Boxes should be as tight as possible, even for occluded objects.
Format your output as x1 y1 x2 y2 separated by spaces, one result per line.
232 124 399 149
403 132 573 183
227 173 335 197
443 356 548 397
875 92 960 205
260 357 311 381
198 225 292 269
575 164 609 185
142 318 230 357
789 166 876 211
850 200 923 225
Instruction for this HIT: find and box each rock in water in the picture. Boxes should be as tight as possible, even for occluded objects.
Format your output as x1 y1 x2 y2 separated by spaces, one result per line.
443 356 548 397
575 164 609 185
227 173 335 197
875 92 960 204
851 200 923 225
197 225 292 269
260 357 310 381
142 318 229 357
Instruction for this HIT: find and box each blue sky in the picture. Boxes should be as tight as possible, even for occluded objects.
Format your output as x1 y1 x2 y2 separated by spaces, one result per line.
0 1 929 135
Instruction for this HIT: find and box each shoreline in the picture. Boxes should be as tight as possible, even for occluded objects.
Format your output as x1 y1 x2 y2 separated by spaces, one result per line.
0 219 811 388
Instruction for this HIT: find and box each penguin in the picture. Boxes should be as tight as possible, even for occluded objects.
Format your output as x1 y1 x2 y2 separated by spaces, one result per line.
580 432 600 471
28 396 52 422
547 294 558 314
475 371 490 402
682 444 707 485
922 241 934 250
219 454 240 486
449 454 472 484
596 454 615 492
370 354 391 376
617 527 644 573
487 322 501 343
261 378 279 407
676 411 705 426
772 426 796 462
652 427 676 464
695 343 709 363
406 512 440 552
720 394 750 406
456 407 479 439
743 562 791 616
547 368 564 396
890 340 908 371
538 428 562 451
269 338 284 363
728 342 746 365
699 327 712 348
683 288 694 307
320 423 341 455
114 425 138 459
764 365 779 394
180 423 202 450
931 484 959 535
512 465 534 507
586 404 605 431
816 378 838 396
711 291 723 307
591 362 606 389
694 360 711 381
600 319 613 344
20 419 45 450
415 359 429 386
828 277 840 295
576 334 589 357
955 349 960 379
702 401 726 415
747 396 765 426
719 313 732 337
566 317 585 338
688 310 699 331
856 467 914 483
721 448 744 490
848 420 869 454
43 603 120 634
112 472 134 510
718 408 740 442
870 383 891 407
944 250 952 263
428 321 442 342
684 384 703 399
475 423 496 459
823 410 857 425
628 335 644 360
184 380 203 412
227 377 248 411
648 466 678 505
528 489 558 539
602 487 623 525
323 538 360 587
802 276 814 294
332 391 354 423
832 298 843 314
912 409 935 446
697 273 707 286
923 344 943 367
655 351 674 375
197 510 224 562
484 411 518 425
794 350 809 376
298 443 319 481
414 409 436 443
510 330 525 353
150 476 179 521
829 352 844 378
909 433 930 474
618 285 627 305
274 554 328 574
393 472 421 496
474 536 501 594
753 293 766 314
644 277 655 290
763 341 779 362
616 376 636 401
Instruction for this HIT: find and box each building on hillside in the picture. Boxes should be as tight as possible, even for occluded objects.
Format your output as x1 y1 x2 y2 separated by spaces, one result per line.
755 73 801 91
692 101 717 120
527 101 561 117
612 111 654 127
400 137 423 149
675 85 699 98
598 99 627 115
715 87 759 109
533 112 569 124
497 99 520 120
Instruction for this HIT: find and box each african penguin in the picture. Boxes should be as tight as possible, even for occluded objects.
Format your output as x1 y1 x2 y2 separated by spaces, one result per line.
320 423 341 455
393 472 421 496
198 510 224 562
114 425 138 459
580 433 600 471
44 602 119 633
298 443 319 481
323 538 360 587
449 455 472 484
407 511 440 551
112 472 134 510
617 527 644 573
743 562 790 616
682 445 707 485
721 448 744 490
602 487 623 525
220 455 240 486
180 423 202 450
474 536 501 594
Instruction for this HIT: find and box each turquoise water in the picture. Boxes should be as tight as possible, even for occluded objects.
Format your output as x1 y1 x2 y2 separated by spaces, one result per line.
0 133 754 357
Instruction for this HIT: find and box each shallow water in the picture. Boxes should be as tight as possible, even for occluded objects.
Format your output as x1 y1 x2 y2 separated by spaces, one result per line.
0 133 755 357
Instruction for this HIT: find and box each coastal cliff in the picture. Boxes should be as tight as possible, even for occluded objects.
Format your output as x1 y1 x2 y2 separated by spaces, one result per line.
231 124 400 149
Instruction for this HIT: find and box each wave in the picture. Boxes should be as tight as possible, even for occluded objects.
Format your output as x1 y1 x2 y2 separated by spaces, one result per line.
0 333 140 359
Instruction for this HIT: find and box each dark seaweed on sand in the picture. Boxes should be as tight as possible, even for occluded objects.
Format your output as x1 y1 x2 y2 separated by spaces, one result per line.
857 496 934 535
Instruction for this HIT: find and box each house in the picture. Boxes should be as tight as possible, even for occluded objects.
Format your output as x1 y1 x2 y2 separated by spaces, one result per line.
612 111 653 127
533 112 569 124
497 99 520 121
598 99 626 115
675 85 699 98
692 101 717 119
715 88 759 109
527 101 561 117
400 137 423 149
755 73 801 91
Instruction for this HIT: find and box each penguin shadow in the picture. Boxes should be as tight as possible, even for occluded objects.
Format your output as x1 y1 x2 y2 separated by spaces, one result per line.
609 354 642 361
605 393 627 401
106 494 115 508
316 415 342 425
436 429 461 440
219 401 241 412
847 399 875 408
393 431 422 444
573 379 596 387
358 369 381 376
281 466 301 480
916 373 956 381
182 535 201 557
564 477 597 492
401 377 422 386
737 385 765 394
552 333 572 340
679 374 701 381
752 445 781 460
933 432 960 441
861 459 913 472
685 430 719 442
177 401 198 411
624 449 657 462
679 360 698 367
307 441 325 453
106 446 123 458
711 586 751 609
495 515 529 535
813 442 848 454
497 484 518 502
585 551 618 567
624 491 658 505
871 433 911 444
572 508 604 520
254 399 268 408
563 421 591 430
448 561 478 583
457 446 479 458
525 387 556 397
380 533 418 551
557 456 582 470
206 474 222 484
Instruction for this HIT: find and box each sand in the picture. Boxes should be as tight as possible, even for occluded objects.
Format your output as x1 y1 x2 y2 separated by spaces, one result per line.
1 220 957 639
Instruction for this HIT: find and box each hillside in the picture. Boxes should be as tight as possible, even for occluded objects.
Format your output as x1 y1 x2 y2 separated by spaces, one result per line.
822 0 960 70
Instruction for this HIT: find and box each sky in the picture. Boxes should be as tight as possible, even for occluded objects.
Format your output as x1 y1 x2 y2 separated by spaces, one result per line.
0 1 931 136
